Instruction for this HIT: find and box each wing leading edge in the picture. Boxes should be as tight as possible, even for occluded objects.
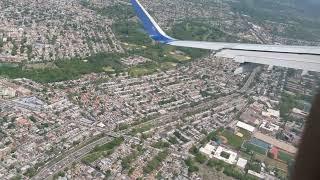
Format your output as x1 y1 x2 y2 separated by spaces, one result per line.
131 0 320 72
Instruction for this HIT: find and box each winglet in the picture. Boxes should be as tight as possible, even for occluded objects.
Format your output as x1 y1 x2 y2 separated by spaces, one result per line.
131 0 175 43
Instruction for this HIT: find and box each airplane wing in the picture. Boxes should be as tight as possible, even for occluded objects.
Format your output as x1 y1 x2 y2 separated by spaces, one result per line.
131 0 320 72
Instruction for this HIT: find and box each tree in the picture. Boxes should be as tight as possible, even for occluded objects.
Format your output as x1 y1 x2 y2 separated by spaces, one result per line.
168 136 178 144
189 145 199 155
223 167 244 179
195 153 207 164
128 168 135 176
20 45 25 54
185 157 199 173
24 167 36 178
10 175 22 180
26 45 32 58
29 116 36 123
53 171 66 180
105 170 111 178
152 141 170 149
245 161 261 173
57 171 65 177
143 150 169 174
0 38 3 47
267 152 275 159
11 43 18 56
188 165 199 173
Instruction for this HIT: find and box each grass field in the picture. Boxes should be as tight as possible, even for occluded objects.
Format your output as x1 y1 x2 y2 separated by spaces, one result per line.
102 66 115 73
122 42 147 50
160 62 177 70
24 62 57 69
221 130 244 149
238 128 252 139
168 52 191 62
129 67 155 77
243 142 267 155
278 151 294 163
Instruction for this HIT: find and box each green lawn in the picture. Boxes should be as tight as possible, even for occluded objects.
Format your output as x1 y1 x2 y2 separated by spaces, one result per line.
243 142 267 155
238 128 252 139
122 42 147 50
278 151 294 162
160 62 177 70
129 67 154 77
102 66 115 73
221 130 244 149
167 52 191 62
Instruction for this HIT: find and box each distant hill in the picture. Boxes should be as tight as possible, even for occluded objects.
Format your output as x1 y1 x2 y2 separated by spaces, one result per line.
294 0 320 17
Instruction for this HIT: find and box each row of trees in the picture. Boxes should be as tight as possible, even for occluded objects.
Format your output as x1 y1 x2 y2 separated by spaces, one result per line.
143 150 169 174
185 157 199 173
206 159 258 180
82 136 124 164
151 141 170 149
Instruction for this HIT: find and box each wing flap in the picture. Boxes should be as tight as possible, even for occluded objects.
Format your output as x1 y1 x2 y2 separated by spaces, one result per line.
216 49 320 72
169 41 320 55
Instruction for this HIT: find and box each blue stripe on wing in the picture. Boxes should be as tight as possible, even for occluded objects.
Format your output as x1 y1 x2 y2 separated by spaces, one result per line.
131 0 175 43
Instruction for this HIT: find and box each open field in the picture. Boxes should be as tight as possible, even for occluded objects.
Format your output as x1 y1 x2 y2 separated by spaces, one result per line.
102 66 115 73
243 141 267 155
129 67 155 77
221 130 244 149
278 151 294 163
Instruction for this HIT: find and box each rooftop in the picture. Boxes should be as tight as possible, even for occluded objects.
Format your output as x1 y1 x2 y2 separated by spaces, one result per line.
236 121 255 133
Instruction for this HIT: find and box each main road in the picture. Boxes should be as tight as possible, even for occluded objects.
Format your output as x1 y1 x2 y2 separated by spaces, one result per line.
33 136 112 180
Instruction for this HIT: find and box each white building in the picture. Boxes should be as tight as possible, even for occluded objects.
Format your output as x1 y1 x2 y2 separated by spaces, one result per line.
236 121 255 133
0 86 16 97
236 158 248 169
248 170 265 179
291 108 308 119
262 109 280 119
97 122 106 128
260 121 279 134
213 146 238 165
199 144 216 158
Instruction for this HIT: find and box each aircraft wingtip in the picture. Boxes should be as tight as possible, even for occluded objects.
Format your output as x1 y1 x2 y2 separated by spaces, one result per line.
130 0 175 43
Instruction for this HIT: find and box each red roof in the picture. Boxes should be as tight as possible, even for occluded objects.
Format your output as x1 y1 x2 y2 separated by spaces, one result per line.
16 118 31 126
270 146 279 159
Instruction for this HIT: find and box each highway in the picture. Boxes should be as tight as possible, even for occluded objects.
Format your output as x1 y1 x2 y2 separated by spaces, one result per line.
33 136 112 180
240 66 261 92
